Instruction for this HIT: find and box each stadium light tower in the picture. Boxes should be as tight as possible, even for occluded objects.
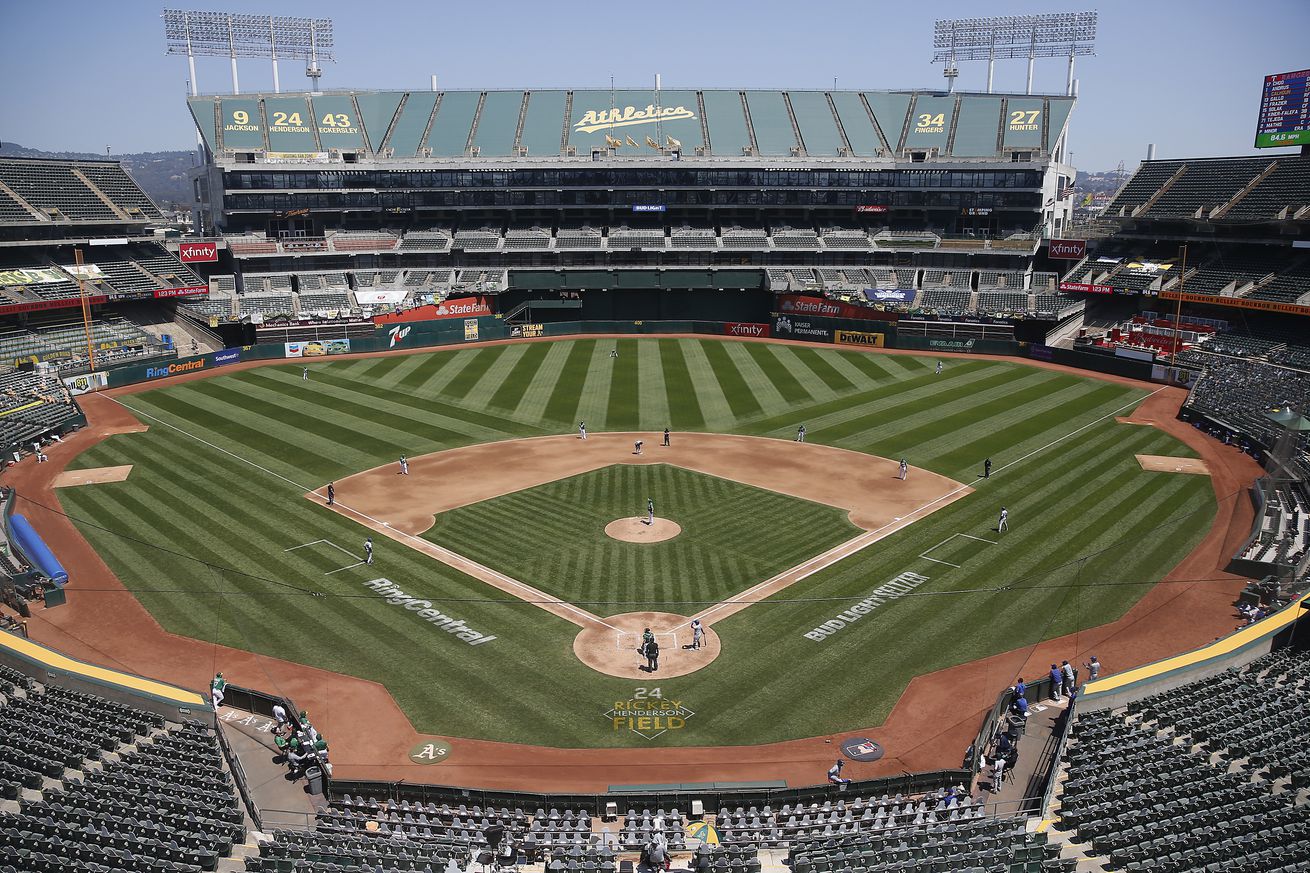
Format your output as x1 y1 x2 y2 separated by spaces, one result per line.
932 12 1097 95
163 10 335 95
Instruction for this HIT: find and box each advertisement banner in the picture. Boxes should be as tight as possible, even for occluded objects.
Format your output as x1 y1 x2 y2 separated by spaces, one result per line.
855 205 888 213
153 286 207 299
285 339 352 357
510 323 545 338
835 329 885 348
1059 281 1114 295
144 358 207 380
373 297 493 324
464 318 480 341
0 295 108 314
776 294 899 322
61 371 109 395
354 289 408 306
1047 239 1087 260
61 264 104 279
723 322 771 338
263 152 330 164
772 315 832 342
1159 290 1310 317
179 242 219 263
213 348 242 366
863 288 915 304
0 268 65 285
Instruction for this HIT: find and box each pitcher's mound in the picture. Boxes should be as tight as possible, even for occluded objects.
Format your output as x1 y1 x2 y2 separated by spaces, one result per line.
605 517 681 543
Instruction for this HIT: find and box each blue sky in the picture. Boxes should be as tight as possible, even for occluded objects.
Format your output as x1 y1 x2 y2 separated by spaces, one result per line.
1 0 1306 170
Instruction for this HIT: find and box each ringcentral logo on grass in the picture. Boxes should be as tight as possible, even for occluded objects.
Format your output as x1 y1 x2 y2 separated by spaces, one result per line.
362 578 496 645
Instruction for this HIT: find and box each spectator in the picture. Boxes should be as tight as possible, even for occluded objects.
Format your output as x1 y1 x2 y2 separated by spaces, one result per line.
1049 664 1064 701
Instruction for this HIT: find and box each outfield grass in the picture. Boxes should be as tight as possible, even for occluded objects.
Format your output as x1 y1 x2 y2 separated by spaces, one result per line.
58 339 1214 747
431 464 859 608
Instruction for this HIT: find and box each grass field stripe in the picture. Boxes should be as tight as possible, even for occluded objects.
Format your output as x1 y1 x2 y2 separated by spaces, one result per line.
109 395 615 631
575 341 617 429
678 340 735 428
488 342 550 412
636 340 670 431
658 340 705 430
542 340 595 425
697 340 763 420
396 349 458 391
512 341 575 422
788 346 856 392
766 344 839 402
721 341 789 413
441 347 499 401
741 342 811 404
606 339 641 430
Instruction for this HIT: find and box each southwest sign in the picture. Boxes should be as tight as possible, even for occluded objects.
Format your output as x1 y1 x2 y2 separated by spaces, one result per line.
574 104 696 134
179 242 219 263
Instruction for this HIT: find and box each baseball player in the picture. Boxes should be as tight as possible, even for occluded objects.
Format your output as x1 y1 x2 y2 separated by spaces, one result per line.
691 618 704 650
662 428 670 447
646 497 655 525
210 672 226 708
796 424 806 442
579 421 587 440
935 360 943 375
983 458 992 479
399 455 409 475
610 348 619 358
364 537 374 564
326 482 335 507
998 507 1009 533
827 760 850 785
634 440 644 456
302 367 309 381
898 459 908 480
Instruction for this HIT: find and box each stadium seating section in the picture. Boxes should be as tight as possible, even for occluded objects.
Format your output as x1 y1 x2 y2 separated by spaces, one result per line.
0 244 203 308
0 673 242 873
1057 649 1310 872
1236 480 1310 568
0 158 163 224
0 370 82 452
1104 156 1310 222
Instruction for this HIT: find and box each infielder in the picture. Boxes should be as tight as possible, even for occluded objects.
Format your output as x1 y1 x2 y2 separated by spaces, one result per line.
634 440 644 455
663 428 670 447
364 536 374 564
998 507 1009 533
796 424 806 442
326 482 335 507
691 618 704 650
646 497 655 525
898 459 908 480
398 455 409 475
579 421 587 440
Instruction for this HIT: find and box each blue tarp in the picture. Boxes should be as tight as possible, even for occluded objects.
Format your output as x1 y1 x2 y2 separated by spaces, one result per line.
8 513 67 586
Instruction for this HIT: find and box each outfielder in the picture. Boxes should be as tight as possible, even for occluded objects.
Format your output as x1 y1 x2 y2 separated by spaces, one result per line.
998 507 1009 533
935 360 943 375
302 367 309 381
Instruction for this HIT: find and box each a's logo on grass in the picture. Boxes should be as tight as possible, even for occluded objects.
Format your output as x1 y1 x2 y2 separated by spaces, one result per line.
409 739 452 764
388 325 412 347
606 687 694 740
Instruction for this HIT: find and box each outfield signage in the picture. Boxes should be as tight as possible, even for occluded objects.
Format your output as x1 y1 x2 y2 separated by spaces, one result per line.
772 315 831 341
865 288 915 303
213 348 242 366
803 572 929 641
632 204 666 213
1159 290 1310 317
373 297 493 324
179 242 219 263
62 371 109 395
723 322 770 338
1059 281 1114 295
361 578 496 645
1047 239 1086 260
776 294 898 322
834 329 885 348
145 359 207 379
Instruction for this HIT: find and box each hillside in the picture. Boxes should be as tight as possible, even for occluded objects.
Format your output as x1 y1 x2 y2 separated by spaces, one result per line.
0 142 194 212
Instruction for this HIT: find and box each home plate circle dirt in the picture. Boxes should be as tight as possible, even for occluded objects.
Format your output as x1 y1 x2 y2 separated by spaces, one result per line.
604 517 682 543
573 611 720 678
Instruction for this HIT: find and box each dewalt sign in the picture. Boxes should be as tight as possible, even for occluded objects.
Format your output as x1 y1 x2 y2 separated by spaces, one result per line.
835 330 885 348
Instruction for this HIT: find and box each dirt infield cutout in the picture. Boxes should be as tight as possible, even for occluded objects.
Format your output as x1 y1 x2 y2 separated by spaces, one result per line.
1136 454 1211 475
52 465 133 488
311 432 971 677
573 611 720 678
604 517 682 543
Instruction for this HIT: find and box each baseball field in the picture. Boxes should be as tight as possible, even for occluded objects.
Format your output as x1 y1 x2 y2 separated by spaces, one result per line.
55 337 1215 747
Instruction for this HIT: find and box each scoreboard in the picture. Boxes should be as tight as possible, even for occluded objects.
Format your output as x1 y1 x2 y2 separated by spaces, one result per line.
1255 69 1310 148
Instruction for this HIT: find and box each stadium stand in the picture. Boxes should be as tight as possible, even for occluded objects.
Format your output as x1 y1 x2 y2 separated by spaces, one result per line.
1184 356 1308 448
0 158 157 224
0 370 82 452
1235 479 1309 568
1056 650 1310 872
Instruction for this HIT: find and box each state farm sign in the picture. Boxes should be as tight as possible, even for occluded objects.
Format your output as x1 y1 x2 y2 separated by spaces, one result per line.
1058 281 1113 295
723 322 770 338
178 242 218 263
1047 239 1087 260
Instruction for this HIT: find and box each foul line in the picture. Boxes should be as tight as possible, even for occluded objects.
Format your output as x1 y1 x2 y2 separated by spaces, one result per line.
694 386 1167 626
108 396 619 633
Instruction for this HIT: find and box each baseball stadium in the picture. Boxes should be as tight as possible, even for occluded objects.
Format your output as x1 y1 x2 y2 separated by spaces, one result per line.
1 8 1309 873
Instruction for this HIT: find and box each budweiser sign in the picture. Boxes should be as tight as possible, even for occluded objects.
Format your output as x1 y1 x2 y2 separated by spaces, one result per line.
1047 239 1087 260
178 242 218 263
724 322 770 338
855 205 889 213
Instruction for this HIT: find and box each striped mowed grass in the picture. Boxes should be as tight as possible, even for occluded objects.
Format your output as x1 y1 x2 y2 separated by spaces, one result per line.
58 339 1214 747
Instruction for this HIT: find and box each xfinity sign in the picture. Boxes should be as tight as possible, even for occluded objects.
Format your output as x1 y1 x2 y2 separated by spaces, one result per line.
179 242 219 263
1047 239 1087 260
